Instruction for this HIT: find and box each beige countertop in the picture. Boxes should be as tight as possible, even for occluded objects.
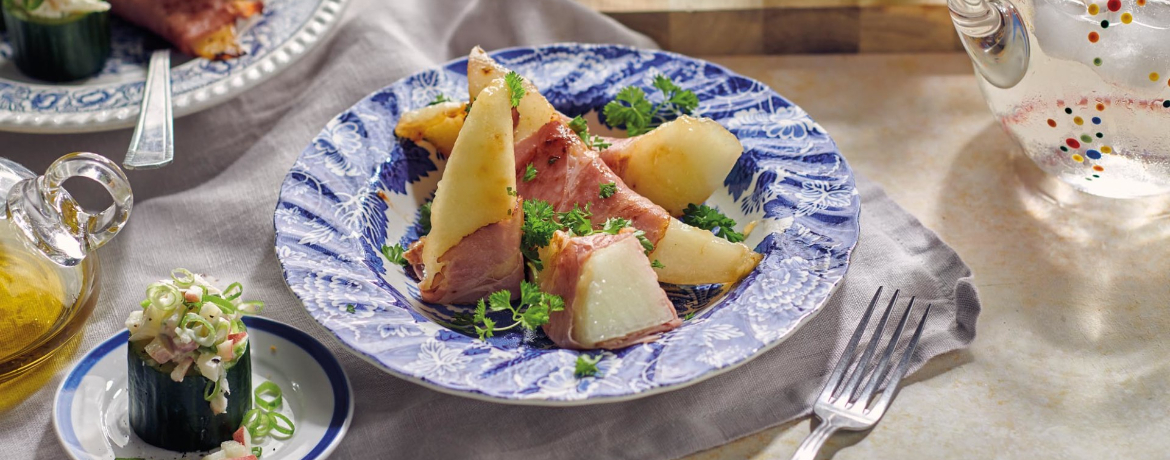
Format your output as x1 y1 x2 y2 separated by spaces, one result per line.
687 53 1170 459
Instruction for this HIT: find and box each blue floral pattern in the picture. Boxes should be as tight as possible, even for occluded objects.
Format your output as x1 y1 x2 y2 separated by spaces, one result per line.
0 0 347 132
274 44 861 404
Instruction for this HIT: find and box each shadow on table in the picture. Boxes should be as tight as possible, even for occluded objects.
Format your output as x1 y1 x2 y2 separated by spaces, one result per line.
934 121 1170 437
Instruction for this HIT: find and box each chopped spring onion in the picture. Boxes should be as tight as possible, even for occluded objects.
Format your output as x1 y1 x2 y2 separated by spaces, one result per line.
203 294 238 315
171 268 195 288
254 381 282 411
222 282 243 301
252 447 263 457
203 377 223 402
268 412 295 438
231 318 246 334
146 283 182 310
139 299 150 308
237 301 265 314
183 313 217 347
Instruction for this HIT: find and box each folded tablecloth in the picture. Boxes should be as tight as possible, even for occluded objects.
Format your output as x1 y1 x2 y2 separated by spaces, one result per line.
0 0 980 458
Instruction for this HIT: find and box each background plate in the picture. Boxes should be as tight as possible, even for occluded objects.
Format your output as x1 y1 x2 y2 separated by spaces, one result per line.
274 43 861 405
0 0 347 133
53 316 353 459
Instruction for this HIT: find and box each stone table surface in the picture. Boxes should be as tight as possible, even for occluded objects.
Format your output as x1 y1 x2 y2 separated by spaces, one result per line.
687 53 1170 460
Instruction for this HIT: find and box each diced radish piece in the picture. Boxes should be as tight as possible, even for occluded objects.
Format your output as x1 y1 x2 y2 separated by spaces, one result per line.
184 286 204 303
217 340 235 362
228 332 247 344
232 426 251 447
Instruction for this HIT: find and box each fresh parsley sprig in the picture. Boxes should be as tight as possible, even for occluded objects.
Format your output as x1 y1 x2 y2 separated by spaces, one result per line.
427 94 452 106
417 201 432 236
598 182 617 199
455 281 566 340
568 116 611 150
680 204 745 243
602 75 698 136
575 354 602 378
521 200 656 270
381 244 410 268
504 71 526 108
524 163 538 182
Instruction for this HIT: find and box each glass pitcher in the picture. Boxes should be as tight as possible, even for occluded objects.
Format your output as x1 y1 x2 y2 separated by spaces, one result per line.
950 0 1170 198
0 153 132 381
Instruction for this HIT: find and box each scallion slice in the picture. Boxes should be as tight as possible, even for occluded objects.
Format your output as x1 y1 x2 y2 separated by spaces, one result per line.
145 283 182 311
183 313 217 347
203 377 222 402
203 294 238 315
254 381 282 411
237 301 265 315
268 412 295 438
222 282 243 301
171 268 195 288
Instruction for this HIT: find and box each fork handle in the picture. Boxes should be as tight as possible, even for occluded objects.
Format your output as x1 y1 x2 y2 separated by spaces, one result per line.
124 49 174 170
790 420 840 460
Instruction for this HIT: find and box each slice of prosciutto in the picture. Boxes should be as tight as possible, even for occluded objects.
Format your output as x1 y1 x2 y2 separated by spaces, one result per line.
403 200 524 304
515 121 671 245
108 0 263 60
539 230 680 350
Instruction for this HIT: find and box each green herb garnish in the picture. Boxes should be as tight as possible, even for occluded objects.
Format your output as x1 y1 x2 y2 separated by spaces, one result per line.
418 201 432 236
504 71 526 108
558 203 593 236
345 304 356 314
524 163 538 182
599 181 617 199
575 354 602 378
602 75 698 136
381 244 410 268
428 94 452 106
683 311 696 321
463 281 565 340
567 115 612 150
520 199 560 270
680 203 745 243
651 259 665 269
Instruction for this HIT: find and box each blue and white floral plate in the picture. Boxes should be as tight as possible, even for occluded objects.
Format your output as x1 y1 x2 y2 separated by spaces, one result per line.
54 316 353 459
274 43 860 405
0 0 347 133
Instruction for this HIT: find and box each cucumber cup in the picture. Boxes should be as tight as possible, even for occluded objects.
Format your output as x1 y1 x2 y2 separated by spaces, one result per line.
1 0 111 82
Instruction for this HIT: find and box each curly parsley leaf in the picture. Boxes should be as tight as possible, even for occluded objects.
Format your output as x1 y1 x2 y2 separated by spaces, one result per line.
683 311 696 321
464 102 473 115
599 182 617 199
600 217 631 234
428 94 452 106
633 229 654 254
465 282 565 339
651 259 665 269
575 354 603 378
504 71 526 108
568 115 612 151
603 75 698 136
418 202 432 236
524 163 538 182
381 244 409 268
521 199 560 270
345 304 356 314
680 203 745 243
558 204 594 236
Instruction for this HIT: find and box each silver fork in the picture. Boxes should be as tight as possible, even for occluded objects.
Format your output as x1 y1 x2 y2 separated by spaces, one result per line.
790 287 931 460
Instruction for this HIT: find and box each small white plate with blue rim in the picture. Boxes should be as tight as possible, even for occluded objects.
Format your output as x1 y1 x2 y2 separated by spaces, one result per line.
53 316 353 460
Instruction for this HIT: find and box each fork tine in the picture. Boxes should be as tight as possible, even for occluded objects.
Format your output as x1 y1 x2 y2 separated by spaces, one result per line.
852 297 915 405
868 303 932 416
835 290 900 402
817 287 886 401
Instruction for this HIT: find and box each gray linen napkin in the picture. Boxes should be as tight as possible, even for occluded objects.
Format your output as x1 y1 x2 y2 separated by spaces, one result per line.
0 0 981 458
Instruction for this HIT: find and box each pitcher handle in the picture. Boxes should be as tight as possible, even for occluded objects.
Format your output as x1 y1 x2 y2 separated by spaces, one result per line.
5 152 133 266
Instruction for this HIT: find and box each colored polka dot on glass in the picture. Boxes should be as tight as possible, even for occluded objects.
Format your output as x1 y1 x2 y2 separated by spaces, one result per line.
1096 132 1104 138
1088 3 1100 14
1088 32 1100 43
1086 149 1102 160
1107 0 1121 11
1080 134 1093 143
1091 117 1101 124
1164 100 1170 108
1065 107 1074 114
1060 146 1069 152
1101 146 1112 154
1101 20 1110 28
1138 0 1147 5
1151 72 1161 82
1093 57 1103 66
1093 165 1105 172
1072 154 1085 162
1067 138 1081 148
1074 116 1084 125
1092 174 1100 178
1096 103 1106 111
1048 119 1057 127
1121 12 1133 24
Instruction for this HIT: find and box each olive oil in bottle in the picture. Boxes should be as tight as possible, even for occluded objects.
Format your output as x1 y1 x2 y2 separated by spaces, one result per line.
0 222 76 362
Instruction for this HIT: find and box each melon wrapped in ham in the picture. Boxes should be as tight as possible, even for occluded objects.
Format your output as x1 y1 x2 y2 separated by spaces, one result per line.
403 77 523 304
108 0 263 60
538 230 680 350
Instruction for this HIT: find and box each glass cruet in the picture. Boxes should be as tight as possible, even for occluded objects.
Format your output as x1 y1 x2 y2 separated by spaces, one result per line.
0 152 132 382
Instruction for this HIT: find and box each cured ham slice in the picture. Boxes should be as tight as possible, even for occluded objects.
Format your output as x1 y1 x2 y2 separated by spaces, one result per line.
402 77 523 304
108 0 263 60
403 201 524 304
515 121 671 245
539 230 680 349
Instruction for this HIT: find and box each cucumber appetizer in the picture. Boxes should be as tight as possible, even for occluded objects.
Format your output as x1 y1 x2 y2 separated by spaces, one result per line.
1 0 111 82
124 269 264 453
